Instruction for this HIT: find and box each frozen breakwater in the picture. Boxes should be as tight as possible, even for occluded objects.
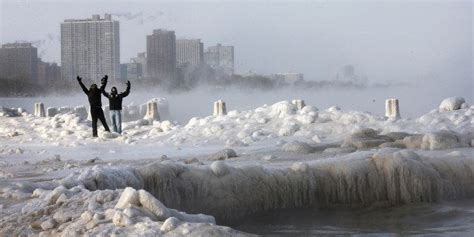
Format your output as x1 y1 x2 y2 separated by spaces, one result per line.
0 96 473 236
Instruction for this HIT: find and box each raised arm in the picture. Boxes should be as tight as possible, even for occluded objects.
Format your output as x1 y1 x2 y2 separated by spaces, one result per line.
99 75 108 92
120 81 131 98
77 76 89 94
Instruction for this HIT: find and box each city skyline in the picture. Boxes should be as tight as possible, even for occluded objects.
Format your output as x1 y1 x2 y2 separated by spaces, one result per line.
0 0 471 89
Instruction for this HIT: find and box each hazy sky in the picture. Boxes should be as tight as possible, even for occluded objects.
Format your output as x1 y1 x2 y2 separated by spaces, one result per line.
0 0 472 86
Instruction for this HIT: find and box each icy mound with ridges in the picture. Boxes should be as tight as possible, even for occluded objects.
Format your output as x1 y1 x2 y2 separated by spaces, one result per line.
39 148 472 223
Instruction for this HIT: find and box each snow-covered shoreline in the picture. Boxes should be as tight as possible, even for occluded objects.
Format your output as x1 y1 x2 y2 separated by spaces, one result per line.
1 97 473 236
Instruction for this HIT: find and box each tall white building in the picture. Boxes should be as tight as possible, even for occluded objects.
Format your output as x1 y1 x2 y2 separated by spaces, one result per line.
176 39 203 67
204 44 234 75
61 14 120 81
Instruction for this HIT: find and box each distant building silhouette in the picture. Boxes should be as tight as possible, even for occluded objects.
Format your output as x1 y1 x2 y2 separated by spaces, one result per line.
37 58 61 85
146 29 176 85
120 62 143 81
61 14 120 81
131 52 147 78
176 39 203 67
273 72 304 85
204 44 234 75
0 43 38 81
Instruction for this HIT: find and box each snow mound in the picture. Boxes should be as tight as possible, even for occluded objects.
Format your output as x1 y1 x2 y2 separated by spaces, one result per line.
439 97 466 112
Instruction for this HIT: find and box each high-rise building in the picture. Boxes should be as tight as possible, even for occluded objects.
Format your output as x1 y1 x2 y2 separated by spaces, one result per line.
120 62 143 81
61 14 120 81
176 39 203 67
204 44 234 75
0 43 38 81
146 29 176 84
131 52 147 78
37 59 61 85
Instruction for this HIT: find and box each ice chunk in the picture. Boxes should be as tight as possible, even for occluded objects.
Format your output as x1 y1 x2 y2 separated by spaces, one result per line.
439 97 466 112
208 149 237 161
421 131 461 150
138 189 170 220
115 187 140 209
160 217 181 233
210 161 231 177
281 141 314 154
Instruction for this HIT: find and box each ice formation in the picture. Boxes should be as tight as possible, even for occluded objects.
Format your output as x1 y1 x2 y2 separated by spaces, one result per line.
0 96 473 236
439 97 467 112
52 148 470 224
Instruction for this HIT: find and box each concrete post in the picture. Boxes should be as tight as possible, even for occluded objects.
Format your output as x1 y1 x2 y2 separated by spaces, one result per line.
74 106 88 120
292 99 306 110
213 100 227 116
144 101 160 121
46 107 58 117
385 98 400 120
34 103 45 117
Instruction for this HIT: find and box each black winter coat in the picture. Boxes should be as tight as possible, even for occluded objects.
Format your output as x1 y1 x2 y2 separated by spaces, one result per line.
103 84 130 110
78 77 107 107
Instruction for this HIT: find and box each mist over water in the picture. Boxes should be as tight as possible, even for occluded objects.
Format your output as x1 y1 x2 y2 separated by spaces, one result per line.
1 83 472 123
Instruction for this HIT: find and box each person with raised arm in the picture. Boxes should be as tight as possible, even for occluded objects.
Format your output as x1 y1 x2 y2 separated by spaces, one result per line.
102 80 131 134
77 75 110 137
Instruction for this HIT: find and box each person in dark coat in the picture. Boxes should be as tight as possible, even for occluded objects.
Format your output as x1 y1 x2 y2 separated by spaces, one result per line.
102 80 131 134
77 75 110 137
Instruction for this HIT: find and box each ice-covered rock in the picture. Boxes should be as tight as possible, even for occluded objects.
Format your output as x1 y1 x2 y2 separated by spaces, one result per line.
46 107 58 117
210 161 231 177
115 187 140 209
0 107 23 117
160 217 181 232
292 99 306 110
101 131 119 139
342 128 390 149
439 97 466 112
113 211 134 227
421 131 462 150
401 134 424 149
138 189 170 220
270 101 297 117
281 140 314 154
73 106 87 120
208 148 237 161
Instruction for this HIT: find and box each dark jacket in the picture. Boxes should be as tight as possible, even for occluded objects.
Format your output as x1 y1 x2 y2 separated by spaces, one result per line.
78 77 107 107
103 83 130 110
